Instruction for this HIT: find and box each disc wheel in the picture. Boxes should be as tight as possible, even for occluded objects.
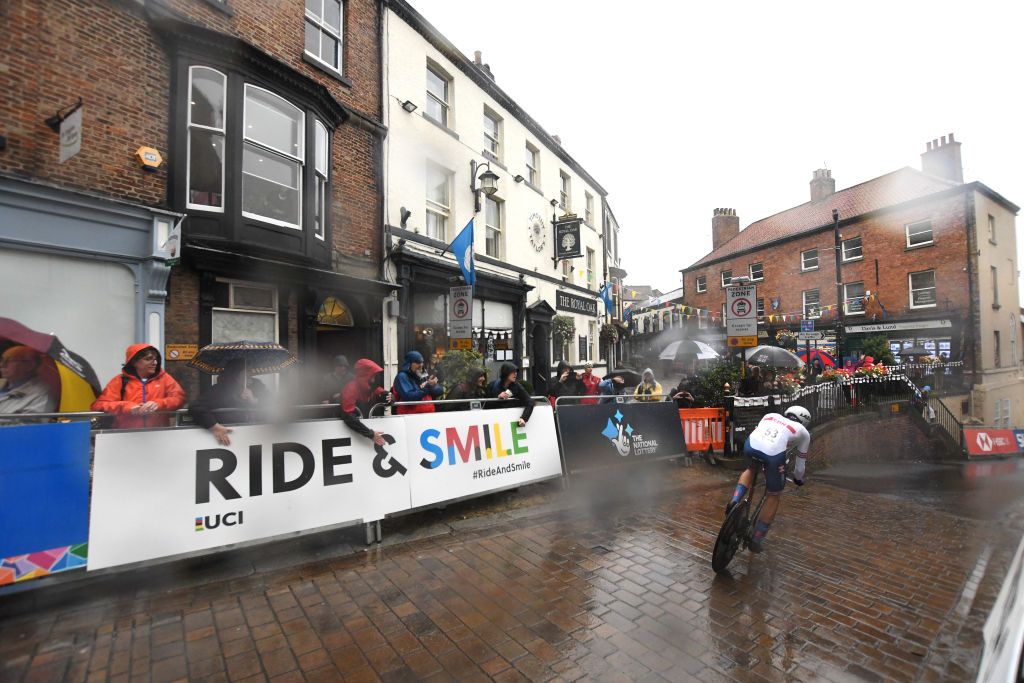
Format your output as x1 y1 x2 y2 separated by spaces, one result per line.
712 500 749 573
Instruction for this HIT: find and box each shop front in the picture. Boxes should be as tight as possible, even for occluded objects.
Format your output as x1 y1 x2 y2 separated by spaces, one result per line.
844 318 959 364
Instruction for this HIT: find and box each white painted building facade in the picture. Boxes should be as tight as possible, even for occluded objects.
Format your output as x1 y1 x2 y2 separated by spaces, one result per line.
381 0 610 392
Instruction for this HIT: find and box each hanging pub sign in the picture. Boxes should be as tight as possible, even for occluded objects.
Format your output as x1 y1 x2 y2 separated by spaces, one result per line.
556 290 598 317
554 215 583 260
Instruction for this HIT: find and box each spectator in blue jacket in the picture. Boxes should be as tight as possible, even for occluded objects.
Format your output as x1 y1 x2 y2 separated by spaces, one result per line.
392 350 443 414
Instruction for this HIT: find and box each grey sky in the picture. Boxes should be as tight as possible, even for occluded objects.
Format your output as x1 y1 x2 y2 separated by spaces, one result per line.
409 0 1023 299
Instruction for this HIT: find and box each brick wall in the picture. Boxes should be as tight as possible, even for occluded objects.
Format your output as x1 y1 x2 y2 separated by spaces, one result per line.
807 412 936 468
682 192 970 329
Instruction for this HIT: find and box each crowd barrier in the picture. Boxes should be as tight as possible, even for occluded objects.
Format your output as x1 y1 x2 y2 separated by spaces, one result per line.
679 408 726 453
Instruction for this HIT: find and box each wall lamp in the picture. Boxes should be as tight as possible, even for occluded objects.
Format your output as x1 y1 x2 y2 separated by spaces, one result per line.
401 100 417 113
513 174 524 183
470 159 499 212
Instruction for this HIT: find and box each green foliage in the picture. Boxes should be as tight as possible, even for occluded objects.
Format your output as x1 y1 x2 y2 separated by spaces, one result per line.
690 361 743 407
552 315 575 345
860 334 895 365
437 349 484 393
775 329 797 349
518 378 534 396
600 323 619 345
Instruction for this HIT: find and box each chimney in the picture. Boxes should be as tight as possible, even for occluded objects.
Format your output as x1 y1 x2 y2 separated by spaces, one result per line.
921 133 963 183
473 50 494 80
809 168 835 203
711 208 739 249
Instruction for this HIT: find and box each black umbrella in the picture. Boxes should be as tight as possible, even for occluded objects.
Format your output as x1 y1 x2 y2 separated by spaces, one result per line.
743 345 804 368
899 345 929 357
188 341 298 376
606 368 642 386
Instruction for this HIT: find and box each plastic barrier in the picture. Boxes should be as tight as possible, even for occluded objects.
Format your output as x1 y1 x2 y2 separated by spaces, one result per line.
679 408 726 452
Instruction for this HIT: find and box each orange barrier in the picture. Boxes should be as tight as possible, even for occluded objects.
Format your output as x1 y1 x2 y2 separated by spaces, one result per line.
679 408 726 452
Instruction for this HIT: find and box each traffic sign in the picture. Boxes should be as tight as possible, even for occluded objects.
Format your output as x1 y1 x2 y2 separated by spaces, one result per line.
449 286 472 340
726 284 757 337
727 336 758 347
449 338 473 350
800 320 814 333
797 331 824 341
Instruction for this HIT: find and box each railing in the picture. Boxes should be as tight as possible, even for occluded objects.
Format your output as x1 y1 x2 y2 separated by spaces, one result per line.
926 395 966 453
367 396 549 418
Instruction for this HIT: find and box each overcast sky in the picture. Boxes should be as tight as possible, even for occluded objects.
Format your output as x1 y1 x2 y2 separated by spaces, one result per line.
409 0 1024 299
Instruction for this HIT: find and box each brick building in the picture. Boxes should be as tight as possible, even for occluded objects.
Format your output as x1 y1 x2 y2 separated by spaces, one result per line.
680 135 1023 426
0 0 394 398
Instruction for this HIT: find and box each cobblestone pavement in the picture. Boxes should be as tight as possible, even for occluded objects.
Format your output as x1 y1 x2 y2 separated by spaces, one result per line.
2 460 1024 683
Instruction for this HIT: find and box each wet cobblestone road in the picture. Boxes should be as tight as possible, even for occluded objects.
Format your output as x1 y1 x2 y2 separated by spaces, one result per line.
3 460 1024 682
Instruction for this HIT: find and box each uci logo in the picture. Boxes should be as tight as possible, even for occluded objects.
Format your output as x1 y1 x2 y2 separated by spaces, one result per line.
194 511 243 531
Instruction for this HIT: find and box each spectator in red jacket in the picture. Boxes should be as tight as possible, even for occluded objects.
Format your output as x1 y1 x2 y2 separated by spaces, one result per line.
579 361 601 405
92 344 186 429
339 359 389 445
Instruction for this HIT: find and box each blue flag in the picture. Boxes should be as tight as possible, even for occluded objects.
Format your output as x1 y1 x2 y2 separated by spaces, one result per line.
600 283 614 313
449 218 476 287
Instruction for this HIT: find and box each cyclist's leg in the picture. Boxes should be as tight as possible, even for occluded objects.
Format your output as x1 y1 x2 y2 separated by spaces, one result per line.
749 451 787 552
726 442 758 514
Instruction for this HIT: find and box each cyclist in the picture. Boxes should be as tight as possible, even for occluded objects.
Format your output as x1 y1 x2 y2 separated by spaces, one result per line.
725 405 811 553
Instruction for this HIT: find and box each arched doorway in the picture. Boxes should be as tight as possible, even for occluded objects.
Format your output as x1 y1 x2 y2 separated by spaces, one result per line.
316 295 359 364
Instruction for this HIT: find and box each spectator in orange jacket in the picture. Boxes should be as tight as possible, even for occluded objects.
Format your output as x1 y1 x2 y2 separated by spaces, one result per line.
92 344 186 429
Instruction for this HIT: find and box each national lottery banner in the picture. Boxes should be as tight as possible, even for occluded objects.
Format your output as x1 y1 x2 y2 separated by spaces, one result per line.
89 419 411 570
401 406 563 509
555 401 687 474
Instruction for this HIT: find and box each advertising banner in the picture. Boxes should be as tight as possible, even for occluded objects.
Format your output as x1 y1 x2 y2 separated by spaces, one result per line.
964 428 1020 457
89 419 411 570
0 422 91 585
555 401 688 474
401 406 562 509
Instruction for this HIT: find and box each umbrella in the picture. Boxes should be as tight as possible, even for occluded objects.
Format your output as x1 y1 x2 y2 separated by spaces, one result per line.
743 345 804 368
605 368 642 386
899 345 929 357
659 339 720 361
0 317 102 412
797 349 836 367
188 341 298 375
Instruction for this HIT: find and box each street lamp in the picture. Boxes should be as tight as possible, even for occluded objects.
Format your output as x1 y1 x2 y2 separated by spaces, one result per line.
470 160 499 213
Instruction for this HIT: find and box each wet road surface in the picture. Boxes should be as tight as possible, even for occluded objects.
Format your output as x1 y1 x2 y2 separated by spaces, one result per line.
3 457 1024 682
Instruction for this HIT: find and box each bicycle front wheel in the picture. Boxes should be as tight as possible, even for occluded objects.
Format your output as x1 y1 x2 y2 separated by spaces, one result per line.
712 500 749 573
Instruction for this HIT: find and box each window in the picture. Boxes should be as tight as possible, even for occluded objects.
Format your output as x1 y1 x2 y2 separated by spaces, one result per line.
696 275 706 293
525 143 539 186
994 331 1002 368
586 248 595 289
187 67 226 211
749 263 763 281
578 334 588 362
213 282 278 352
425 164 450 240
313 121 328 240
803 289 820 319
909 270 937 308
844 282 865 315
559 171 571 210
721 270 732 287
242 85 304 229
562 260 571 278
992 266 1000 308
756 298 765 319
484 196 502 259
801 248 819 271
304 0 343 72
589 321 598 362
842 236 863 262
425 64 450 126
585 193 594 225
994 398 1010 427
906 220 933 248
989 214 997 243
483 108 501 159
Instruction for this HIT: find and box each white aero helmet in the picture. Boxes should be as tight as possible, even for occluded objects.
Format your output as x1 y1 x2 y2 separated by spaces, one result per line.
783 405 812 428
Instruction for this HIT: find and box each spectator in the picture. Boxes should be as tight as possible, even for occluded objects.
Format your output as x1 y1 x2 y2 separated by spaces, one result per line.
488 363 533 427
188 358 268 446
92 344 185 429
445 367 488 410
0 346 56 423
598 374 627 404
633 368 664 401
739 366 761 397
547 361 582 406
579 361 601 405
671 377 698 409
319 355 352 404
338 359 389 445
392 350 442 414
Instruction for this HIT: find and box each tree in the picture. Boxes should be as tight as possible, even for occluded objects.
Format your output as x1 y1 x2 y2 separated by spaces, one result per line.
860 334 895 365
437 349 484 393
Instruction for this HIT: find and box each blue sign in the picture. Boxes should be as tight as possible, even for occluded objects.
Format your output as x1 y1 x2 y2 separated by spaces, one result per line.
1014 430 1024 452
0 422 91 559
801 320 814 333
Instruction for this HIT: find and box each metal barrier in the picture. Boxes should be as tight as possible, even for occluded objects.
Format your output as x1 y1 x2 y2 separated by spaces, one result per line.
0 403 357 430
367 396 549 418
679 408 726 452
927 395 966 453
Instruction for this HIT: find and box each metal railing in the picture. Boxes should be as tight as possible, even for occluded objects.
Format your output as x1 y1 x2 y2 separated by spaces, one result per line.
366 396 549 418
925 395 966 453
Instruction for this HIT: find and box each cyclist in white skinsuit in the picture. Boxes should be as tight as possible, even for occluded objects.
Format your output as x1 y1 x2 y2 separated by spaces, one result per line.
725 406 812 552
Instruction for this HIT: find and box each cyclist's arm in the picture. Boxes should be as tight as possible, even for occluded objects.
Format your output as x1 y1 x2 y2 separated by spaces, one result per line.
791 427 811 483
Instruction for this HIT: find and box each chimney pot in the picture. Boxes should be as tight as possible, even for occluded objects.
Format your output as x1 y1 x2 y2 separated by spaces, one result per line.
474 50 482 64
949 132 955 142
711 208 739 249
921 132 963 183
810 168 836 203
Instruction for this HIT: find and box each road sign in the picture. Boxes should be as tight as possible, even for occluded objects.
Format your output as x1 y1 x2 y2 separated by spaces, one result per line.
726 284 756 337
727 336 758 347
449 286 472 339
800 320 814 333
164 344 198 361
449 338 473 351
796 331 824 341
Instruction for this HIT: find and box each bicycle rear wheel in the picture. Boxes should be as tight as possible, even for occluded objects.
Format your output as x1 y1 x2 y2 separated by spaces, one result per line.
712 500 749 573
